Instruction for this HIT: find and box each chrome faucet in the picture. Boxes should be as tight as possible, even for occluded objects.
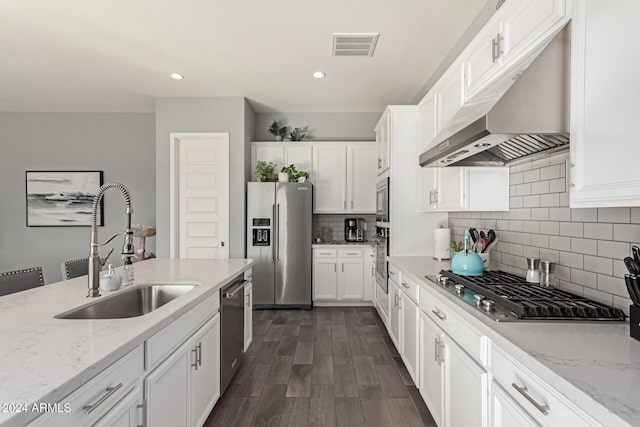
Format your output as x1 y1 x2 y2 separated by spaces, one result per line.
88 182 135 297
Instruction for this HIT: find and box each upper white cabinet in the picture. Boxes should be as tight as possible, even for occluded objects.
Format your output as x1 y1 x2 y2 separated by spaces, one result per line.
437 66 465 134
375 114 390 175
313 143 376 213
252 142 313 181
419 166 509 212
418 93 438 153
570 0 640 207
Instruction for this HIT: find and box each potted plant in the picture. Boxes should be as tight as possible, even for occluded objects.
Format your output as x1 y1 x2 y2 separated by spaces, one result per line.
449 241 464 256
296 170 309 182
255 161 278 182
281 164 310 182
289 127 307 141
267 119 288 141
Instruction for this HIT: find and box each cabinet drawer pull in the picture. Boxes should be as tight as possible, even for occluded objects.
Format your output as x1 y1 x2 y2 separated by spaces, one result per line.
346 252 359 255
401 282 410 289
197 341 203 366
431 309 446 321
192 346 199 370
512 383 549 415
83 383 123 414
320 252 333 255
434 337 439 362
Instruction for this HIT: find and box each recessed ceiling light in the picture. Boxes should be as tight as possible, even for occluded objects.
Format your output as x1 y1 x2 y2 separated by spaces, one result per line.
170 73 184 80
312 71 326 79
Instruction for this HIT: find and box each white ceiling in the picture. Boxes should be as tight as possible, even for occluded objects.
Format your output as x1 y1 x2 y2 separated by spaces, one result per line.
0 1 486 113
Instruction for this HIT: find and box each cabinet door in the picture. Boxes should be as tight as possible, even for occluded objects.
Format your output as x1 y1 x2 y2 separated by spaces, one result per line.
313 258 338 300
375 113 390 175
570 0 640 207
348 144 377 213
491 382 540 427
254 146 285 181
93 387 142 427
464 19 504 101
388 280 401 349
191 314 221 427
284 145 313 179
144 340 190 427
313 145 347 213
418 168 437 211
339 259 364 300
436 66 464 136
244 282 253 352
400 294 419 385
364 249 375 302
419 311 444 427
443 335 489 427
418 93 438 152
435 167 466 211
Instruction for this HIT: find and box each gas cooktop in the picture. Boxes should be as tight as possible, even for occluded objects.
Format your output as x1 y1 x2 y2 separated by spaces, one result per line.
426 270 627 322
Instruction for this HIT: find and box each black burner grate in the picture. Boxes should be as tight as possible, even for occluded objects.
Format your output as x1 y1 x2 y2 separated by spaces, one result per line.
440 270 626 320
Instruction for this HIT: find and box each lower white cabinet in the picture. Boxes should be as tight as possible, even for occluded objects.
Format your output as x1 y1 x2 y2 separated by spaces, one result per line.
400 293 420 385
313 247 370 302
93 386 143 427
388 279 401 348
419 311 444 427
244 281 253 352
490 382 539 427
145 313 220 427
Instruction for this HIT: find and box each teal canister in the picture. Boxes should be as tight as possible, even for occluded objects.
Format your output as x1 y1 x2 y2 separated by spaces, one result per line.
451 232 484 276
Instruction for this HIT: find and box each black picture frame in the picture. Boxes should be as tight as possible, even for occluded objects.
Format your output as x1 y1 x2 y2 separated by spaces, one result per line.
25 171 104 227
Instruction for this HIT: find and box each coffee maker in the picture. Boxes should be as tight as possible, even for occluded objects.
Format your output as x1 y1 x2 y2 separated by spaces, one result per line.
345 218 366 242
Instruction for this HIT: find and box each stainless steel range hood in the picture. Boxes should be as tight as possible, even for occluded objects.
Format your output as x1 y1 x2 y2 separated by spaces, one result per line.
420 26 570 167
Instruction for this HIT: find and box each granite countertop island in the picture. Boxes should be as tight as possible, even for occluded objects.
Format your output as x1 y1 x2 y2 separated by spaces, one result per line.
0 258 254 427
388 256 640 427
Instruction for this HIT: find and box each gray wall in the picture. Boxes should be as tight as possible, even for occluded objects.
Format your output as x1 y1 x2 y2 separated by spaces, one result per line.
313 214 376 243
254 112 380 142
449 151 639 315
0 112 156 283
155 97 253 259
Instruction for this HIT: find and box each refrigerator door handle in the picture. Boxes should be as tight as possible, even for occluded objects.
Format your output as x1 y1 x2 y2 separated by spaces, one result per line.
276 204 280 262
272 204 277 262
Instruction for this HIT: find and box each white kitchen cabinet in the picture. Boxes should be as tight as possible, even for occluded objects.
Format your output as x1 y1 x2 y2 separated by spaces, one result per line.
570 0 640 207
464 0 568 102
418 92 438 153
244 281 253 352
93 386 143 427
443 333 489 427
255 145 285 170
400 292 419 386
490 382 539 427
375 112 390 175
388 279 401 349
419 311 444 427
436 66 464 134
145 314 220 427
313 143 376 213
313 247 369 302
419 166 509 212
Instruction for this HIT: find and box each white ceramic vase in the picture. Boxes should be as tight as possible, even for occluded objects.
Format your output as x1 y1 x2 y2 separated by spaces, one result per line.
278 172 289 182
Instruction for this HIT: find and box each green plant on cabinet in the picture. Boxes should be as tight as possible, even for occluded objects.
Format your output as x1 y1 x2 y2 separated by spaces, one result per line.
281 164 310 182
255 161 278 182
267 119 288 141
289 127 307 141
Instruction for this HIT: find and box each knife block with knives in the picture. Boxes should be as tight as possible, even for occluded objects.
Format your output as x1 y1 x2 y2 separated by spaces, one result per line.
624 245 640 341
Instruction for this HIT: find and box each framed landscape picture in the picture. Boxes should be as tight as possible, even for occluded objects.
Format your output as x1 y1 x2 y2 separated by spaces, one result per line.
26 171 104 227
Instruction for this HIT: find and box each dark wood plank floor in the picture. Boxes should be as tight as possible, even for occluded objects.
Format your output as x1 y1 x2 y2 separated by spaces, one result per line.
204 307 437 427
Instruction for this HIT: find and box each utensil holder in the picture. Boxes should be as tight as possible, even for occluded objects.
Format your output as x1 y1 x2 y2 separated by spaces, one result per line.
630 305 640 341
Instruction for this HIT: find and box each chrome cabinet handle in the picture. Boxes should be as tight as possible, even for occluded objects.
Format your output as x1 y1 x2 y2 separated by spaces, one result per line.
83 383 123 414
401 282 410 289
492 36 498 63
197 342 202 367
320 252 333 255
191 346 199 370
434 190 438 204
136 398 147 427
434 337 439 362
512 383 550 415
334 263 337 272
346 252 358 255
432 309 446 321
428 190 433 205
341 263 344 272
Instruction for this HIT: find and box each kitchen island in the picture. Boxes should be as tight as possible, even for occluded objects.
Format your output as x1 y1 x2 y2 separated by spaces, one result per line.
0 258 254 427
388 256 640 427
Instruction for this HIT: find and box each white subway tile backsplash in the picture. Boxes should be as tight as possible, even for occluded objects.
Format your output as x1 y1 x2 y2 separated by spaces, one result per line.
571 208 598 222
613 224 640 243
598 208 631 223
597 240 630 260
549 207 571 222
571 268 597 289
540 165 561 180
583 255 613 275
447 151 640 312
570 238 598 255
559 222 583 237
549 236 571 251
584 223 613 240
540 193 560 207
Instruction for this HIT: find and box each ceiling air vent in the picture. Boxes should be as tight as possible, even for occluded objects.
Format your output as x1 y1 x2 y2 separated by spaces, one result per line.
332 33 379 57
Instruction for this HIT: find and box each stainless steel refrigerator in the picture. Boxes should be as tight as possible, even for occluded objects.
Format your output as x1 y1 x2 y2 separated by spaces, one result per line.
247 182 312 308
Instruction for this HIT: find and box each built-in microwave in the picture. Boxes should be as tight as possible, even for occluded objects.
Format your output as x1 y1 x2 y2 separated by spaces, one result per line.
376 177 389 223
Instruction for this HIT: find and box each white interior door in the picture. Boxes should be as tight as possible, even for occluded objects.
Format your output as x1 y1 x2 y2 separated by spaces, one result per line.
171 133 229 259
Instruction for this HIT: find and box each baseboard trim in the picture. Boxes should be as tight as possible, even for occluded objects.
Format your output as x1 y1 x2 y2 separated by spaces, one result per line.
313 301 374 307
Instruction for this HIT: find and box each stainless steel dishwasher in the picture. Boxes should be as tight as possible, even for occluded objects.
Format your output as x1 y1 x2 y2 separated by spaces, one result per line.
220 277 246 394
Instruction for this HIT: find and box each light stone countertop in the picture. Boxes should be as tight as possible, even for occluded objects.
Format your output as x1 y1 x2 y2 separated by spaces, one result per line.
312 241 375 248
388 256 640 427
0 258 255 427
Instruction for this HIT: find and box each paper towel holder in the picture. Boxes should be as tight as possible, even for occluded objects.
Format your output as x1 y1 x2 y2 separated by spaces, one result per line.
433 225 451 261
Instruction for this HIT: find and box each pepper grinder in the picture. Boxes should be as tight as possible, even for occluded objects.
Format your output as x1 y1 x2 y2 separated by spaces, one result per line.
540 260 556 287
526 257 540 283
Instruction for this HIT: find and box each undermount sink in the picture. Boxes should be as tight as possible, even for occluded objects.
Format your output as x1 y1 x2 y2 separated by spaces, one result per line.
55 284 198 319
